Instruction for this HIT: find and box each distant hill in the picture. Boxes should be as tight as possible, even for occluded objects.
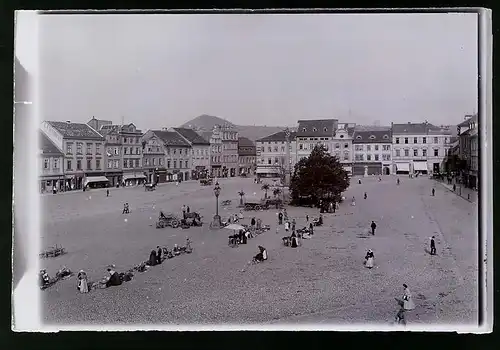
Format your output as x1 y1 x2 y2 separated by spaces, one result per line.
181 114 286 141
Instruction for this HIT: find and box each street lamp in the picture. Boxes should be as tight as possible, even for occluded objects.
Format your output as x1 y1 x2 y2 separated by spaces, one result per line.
211 181 222 229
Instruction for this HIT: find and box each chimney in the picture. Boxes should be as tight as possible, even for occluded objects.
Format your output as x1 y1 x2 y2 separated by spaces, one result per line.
66 120 71 124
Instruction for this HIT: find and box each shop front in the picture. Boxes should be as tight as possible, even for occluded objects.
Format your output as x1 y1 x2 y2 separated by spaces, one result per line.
123 173 147 186
84 175 110 189
211 165 222 178
413 161 428 174
39 176 64 193
394 162 410 175
353 162 382 176
105 172 122 187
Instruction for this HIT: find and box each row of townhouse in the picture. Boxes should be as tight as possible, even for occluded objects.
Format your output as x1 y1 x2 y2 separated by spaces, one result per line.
38 119 257 193
255 119 453 178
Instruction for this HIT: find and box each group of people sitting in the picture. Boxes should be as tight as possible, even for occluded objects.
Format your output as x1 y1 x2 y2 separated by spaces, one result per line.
122 202 130 214
228 228 253 246
252 245 268 263
39 266 73 290
147 239 193 266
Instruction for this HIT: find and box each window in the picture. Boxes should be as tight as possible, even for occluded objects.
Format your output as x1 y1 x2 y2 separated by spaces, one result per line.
66 143 73 154
423 137 427 144
185 160 188 168
356 135 362 140
268 146 272 152
343 152 349 160
355 154 364 161
323 127 328 132
96 159 101 170
335 143 340 149
374 145 379 151
404 138 408 144
86 143 92 155
87 159 92 169
404 149 409 157
395 138 399 144
445 137 449 144
77 160 82 170
124 159 129 168
281 146 285 152
299 144 303 150
413 149 418 157
136 159 140 168
302 128 306 132
114 147 119 155
367 154 371 161
383 135 389 140
354 145 363 151
77 143 83 154
67 160 72 170
274 146 278 152
173 160 177 168
43 158 49 169
124 147 128 155
128 159 133 168
422 149 427 157
344 143 349 148
434 137 438 144
395 149 400 157
313 128 317 132
96 143 101 155
374 154 379 161
123 137 127 143
267 158 272 165
173 149 177 155
53 159 59 169
107 160 113 169
114 160 119 168
261 147 265 152
340 134 344 138
434 149 439 157
413 137 418 144
369 135 376 140
367 145 371 151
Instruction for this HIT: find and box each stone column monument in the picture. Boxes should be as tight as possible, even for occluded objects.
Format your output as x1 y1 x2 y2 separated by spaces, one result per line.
284 127 291 186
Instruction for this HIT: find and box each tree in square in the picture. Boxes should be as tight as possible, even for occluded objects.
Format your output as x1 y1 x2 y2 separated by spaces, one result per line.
290 144 350 206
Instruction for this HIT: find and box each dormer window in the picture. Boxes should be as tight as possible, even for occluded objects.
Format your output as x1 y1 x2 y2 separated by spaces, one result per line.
369 135 376 139
383 135 389 139
340 135 344 138
302 128 306 132
323 127 328 132
313 128 317 132
356 135 362 139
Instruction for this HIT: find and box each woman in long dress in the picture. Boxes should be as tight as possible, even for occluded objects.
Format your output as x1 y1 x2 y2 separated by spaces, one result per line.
365 249 374 268
402 284 415 310
290 232 298 248
77 270 89 293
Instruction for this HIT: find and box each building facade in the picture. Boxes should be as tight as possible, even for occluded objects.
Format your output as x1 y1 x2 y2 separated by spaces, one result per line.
352 128 392 176
392 122 452 175
39 131 64 193
142 134 166 184
172 127 211 180
331 123 355 175
98 126 123 187
296 119 338 163
457 114 478 189
255 130 297 178
41 121 107 190
142 130 192 182
119 124 144 186
238 137 256 176
219 125 239 177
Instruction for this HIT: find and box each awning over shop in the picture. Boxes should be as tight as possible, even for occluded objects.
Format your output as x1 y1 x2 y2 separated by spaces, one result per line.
256 167 280 174
396 163 410 172
84 176 109 186
123 174 146 181
413 162 428 171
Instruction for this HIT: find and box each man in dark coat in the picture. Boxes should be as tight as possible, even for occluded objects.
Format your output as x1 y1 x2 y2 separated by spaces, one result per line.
371 221 377 235
106 268 122 287
156 246 162 264
432 188 435 196
430 236 436 255
278 212 283 225
149 250 157 266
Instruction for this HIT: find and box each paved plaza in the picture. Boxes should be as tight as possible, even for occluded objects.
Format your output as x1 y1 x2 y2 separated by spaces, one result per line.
40 176 478 326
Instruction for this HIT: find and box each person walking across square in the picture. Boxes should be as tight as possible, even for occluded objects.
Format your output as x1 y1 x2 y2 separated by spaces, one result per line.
370 221 377 235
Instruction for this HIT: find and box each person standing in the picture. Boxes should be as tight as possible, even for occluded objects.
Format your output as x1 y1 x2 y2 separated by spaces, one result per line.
432 188 435 196
364 249 374 268
284 221 290 233
453 184 456 192
106 189 110 197
351 196 356 206
306 214 309 223
251 217 256 230
187 206 190 214
182 204 187 219
402 284 415 310
157 246 162 264
292 218 296 232
309 222 314 236
364 192 367 200
332 201 336 213
278 212 283 225
370 221 377 235
430 236 436 255
397 178 400 185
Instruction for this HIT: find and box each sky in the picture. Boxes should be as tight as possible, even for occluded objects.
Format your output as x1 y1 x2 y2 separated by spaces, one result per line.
37 12 478 130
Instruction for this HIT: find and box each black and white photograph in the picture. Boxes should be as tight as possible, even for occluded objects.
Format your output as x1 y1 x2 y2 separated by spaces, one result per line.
13 9 492 332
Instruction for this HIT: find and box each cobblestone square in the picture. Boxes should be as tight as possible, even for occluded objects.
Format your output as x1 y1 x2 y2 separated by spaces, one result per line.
41 176 478 325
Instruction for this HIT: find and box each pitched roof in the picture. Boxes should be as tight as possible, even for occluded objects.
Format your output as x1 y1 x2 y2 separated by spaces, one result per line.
39 131 63 155
173 128 210 145
47 121 104 140
457 114 478 127
151 130 191 147
256 131 297 142
392 122 451 135
238 137 255 148
296 119 337 137
352 129 392 143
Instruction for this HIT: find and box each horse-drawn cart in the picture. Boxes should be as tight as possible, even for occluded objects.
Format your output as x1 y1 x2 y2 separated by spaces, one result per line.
200 178 213 186
156 212 180 229
244 200 269 211
39 245 66 259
